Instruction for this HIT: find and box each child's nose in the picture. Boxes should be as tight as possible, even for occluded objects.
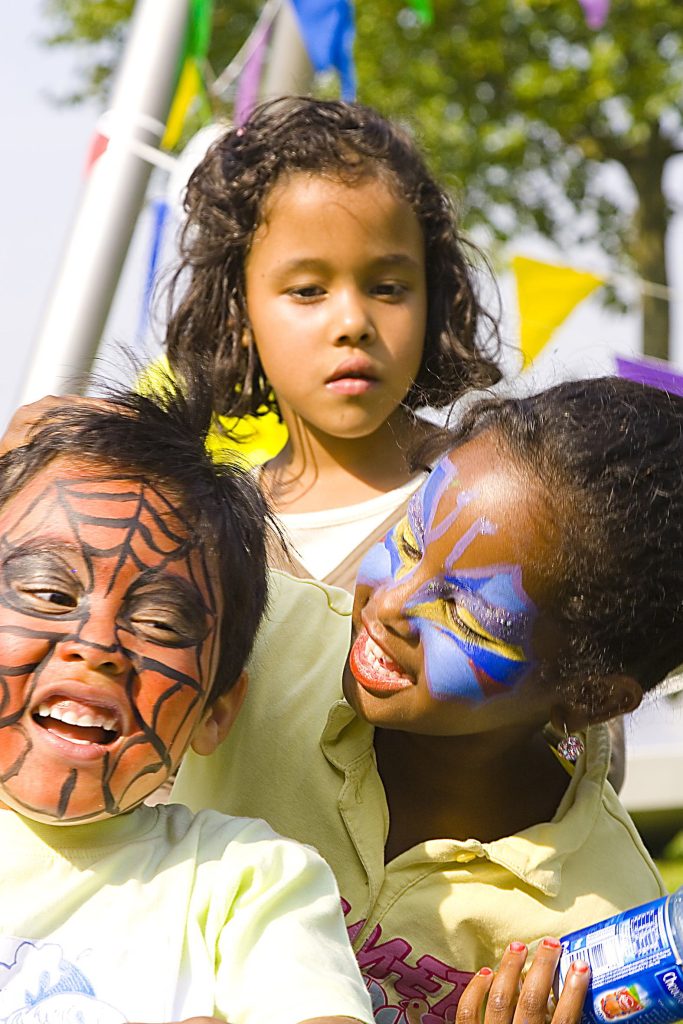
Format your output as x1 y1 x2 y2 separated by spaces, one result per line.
368 581 418 643
334 289 375 346
56 617 131 676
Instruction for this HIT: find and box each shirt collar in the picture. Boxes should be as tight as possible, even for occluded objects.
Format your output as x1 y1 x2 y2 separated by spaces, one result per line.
320 703 611 896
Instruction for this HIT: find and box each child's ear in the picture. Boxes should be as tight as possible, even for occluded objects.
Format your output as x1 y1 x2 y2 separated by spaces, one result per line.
191 672 249 757
552 673 643 732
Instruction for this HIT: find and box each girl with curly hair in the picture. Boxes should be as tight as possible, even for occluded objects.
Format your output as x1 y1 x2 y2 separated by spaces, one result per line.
166 97 501 584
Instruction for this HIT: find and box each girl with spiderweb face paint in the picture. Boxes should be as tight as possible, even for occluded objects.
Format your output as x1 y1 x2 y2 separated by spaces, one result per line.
343 429 566 738
0 458 227 824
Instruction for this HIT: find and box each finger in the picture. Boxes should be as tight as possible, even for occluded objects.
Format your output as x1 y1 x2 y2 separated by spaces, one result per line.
0 395 120 456
551 959 590 1024
483 942 528 1024
456 967 495 1024
0 396 67 454
512 937 563 1024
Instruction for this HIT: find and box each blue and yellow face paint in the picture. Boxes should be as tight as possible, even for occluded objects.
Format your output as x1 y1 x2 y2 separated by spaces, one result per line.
356 457 537 703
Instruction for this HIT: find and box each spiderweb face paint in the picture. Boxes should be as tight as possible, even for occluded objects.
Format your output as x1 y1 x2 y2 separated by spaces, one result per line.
0 462 219 823
354 456 538 704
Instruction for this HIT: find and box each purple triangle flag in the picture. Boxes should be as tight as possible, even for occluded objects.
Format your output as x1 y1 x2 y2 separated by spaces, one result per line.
578 0 610 29
615 354 683 398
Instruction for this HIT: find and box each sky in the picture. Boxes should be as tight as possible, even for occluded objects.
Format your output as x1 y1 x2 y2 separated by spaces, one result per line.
1 0 158 427
3 0 683 426
1 0 682 814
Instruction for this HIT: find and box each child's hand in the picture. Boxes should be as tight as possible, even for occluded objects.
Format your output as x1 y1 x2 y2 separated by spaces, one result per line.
0 395 113 455
456 938 590 1024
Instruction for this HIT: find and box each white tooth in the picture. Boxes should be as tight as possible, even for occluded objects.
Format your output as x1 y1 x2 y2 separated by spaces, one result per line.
38 704 51 718
367 637 385 660
102 717 116 732
60 709 80 725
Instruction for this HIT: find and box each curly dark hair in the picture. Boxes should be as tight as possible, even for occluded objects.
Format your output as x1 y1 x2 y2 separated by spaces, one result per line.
0 367 274 703
420 377 683 697
165 96 502 418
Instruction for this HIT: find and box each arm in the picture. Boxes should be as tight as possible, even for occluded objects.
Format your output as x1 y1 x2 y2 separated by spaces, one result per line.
456 939 590 1024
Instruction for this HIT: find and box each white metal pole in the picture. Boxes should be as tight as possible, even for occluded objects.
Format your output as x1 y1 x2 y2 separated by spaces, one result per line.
260 0 314 101
21 0 191 402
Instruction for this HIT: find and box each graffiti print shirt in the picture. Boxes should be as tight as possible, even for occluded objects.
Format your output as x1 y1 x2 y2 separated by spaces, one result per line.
173 571 666 1024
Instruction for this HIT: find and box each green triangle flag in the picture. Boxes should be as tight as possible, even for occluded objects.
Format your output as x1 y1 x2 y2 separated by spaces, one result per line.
188 0 213 59
408 0 433 24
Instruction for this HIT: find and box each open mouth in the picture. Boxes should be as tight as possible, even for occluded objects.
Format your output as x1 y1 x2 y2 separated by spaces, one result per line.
349 628 414 696
33 698 122 746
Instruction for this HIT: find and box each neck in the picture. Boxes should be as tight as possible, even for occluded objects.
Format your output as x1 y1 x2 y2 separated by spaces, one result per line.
374 724 570 859
263 408 433 513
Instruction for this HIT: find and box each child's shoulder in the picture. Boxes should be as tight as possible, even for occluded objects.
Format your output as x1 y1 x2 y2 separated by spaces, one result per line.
155 803 339 890
268 568 353 616
157 801 286 845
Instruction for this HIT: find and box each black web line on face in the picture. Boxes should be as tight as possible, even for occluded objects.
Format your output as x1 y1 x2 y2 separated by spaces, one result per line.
0 475 217 820
59 477 214 693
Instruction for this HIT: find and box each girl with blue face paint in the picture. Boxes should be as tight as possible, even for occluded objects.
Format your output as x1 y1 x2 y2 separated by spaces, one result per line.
345 431 573 759
169 377 683 1024
342 378 683 857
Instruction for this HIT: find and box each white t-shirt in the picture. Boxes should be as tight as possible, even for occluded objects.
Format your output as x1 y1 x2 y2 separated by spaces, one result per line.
279 477 424 580
0 803 373 1024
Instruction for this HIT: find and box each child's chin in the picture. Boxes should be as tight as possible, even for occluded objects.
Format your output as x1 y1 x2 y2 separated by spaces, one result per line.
0 775 162 825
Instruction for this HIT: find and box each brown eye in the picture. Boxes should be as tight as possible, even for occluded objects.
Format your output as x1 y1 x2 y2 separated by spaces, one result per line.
14 585 79 613
128 612 187 645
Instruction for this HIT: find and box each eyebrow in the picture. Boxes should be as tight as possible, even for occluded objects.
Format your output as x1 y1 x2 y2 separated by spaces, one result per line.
2 542 82 566
275 253 423 276
130 570 212 618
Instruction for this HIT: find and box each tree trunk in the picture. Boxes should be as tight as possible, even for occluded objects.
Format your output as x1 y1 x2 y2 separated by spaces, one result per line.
627 155 670 361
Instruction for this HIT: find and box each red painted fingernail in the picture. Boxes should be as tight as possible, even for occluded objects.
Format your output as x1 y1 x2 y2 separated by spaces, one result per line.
572 960 590 974
478 967 493 976
509 941 527 953
542 937 561 949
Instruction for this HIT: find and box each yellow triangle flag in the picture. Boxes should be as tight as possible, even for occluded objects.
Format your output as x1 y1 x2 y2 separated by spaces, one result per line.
512 256 605 366
162 59 204 150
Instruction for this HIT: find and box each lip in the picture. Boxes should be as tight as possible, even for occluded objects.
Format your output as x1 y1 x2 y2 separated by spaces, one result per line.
348 626 414 697
27 680 130 760
325 357 379 395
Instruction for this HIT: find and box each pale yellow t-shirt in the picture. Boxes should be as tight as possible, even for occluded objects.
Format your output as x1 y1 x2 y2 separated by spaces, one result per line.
173 571 666 1024
0 802 373 1024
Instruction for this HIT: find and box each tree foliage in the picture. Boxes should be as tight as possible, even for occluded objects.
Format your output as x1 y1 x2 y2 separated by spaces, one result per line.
43 0 683 356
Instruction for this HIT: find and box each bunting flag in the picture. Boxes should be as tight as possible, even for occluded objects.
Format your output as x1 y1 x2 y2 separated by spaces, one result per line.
512 256 605 366
291 0 356 100
408 0 434 25
615 354 683 398
162 0 214 150
234 15 273 125
136 197 170 344
578 0 610 29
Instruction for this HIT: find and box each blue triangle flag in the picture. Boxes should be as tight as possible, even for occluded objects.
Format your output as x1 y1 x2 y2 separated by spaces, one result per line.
291 0 356 99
